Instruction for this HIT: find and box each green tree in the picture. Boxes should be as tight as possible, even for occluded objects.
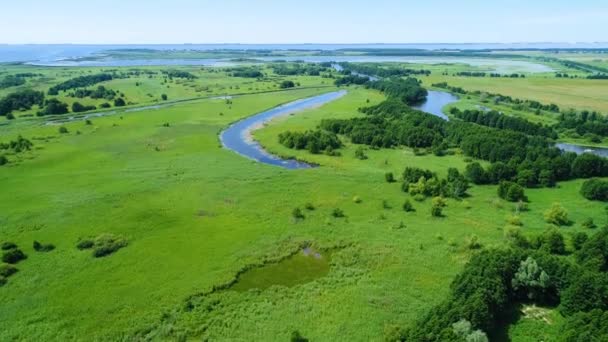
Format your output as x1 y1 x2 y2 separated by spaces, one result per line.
544 203 569 226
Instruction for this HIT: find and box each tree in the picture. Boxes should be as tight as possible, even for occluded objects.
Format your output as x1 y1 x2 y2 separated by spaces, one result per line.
403 199 414 212
512 257 551 301
431 196 446 217
161 94 168 101
0 155 7 166
560 272 608 316
581 179 608 201
292 208 304 220
280 80 295 89
544 203 569 226
355 146 368 160
114 98 126 107
290 330 309 342
536 228 566 255
498 181 525 202
58 126 69 134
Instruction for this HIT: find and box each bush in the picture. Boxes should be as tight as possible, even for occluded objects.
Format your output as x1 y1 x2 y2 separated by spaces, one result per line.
544 203 569 226
581 178 608 201
1 242 17 250
385 172 395 183
352 196 362 204
465 235 482 249
292 208 305 220
354 146 368 160
402 199 414 212
58 126 69 134
91 234 128 258
498 181 526 202
114 98 126 107
431 196 446 217
279 80 295 89
572 232 589 251
535 228 566 254
582 218 597 229
304 202 315 210
507 215 523 226
2 248 27 264
331 208 345 218
0 155 7 166
0 264 18 277
76 239 94 250
33 241 55 252
161 94 168 101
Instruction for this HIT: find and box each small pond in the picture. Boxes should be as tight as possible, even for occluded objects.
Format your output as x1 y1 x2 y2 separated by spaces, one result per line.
230 248 331 292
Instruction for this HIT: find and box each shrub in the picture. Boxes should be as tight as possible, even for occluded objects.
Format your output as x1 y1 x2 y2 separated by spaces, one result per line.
292 208 305 220
280 80 295 89
581 178 608 201
544 203 569 226
331 208 345 218
572 232 589 251
354 146 368 160
58 126 69 134
402 199 414 212
498 181 526 202
290 330 308 342
114 98 126 107
431 196 446 217
2 248 27 264
91 234 128 258
385 172 395 183
304 203 315 211
33 241 55 252
161 94 168 101
507 215 523 226
0 264 18 277
353 196 362 204
85 119 92 125
535 228 566 254
76 239 94 250
582 218 597 229
465 235 482 249
1 242 17 250
0 155 7 166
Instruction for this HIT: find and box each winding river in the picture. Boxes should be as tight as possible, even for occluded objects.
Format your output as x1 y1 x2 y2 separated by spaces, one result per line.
220 90 347 169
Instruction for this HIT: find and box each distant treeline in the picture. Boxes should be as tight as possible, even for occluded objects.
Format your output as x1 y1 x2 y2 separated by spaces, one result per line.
336 76 428 106
450 108 557 138
0 89 44 117
228 67 264 78
48 73 113 95
271 63 331 76
338 62 431 77
454 71 526 78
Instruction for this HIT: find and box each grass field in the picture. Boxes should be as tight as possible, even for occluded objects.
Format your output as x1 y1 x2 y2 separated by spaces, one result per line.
1 62 607 340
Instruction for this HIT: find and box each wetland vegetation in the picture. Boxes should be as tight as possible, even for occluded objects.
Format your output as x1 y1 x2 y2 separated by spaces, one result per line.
1 45 608 341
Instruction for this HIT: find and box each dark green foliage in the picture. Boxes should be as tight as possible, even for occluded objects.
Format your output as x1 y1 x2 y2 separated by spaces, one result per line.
0 276 6 287
290 330 309 342
369 77 428 105
0 135 33 153
0 155 7 166
560 309 608 342
71 86 116 100
161 94 168 101
2 248 27 264
279 80 295 89
99 102 111 108
533 228 566 255
385 172 395 183
271 63 329 76
331 208 345 218
402 199 414 212
571 153 608 178
337 62 430 78
465 162 487 184
278 130 341 154
560 272 608 316
48 73 113 95
76 239 94 250
90 234 128 258
58 126 69 134
292 208 304 220
161 70 197 79
558 109 608 138
0 264 17 278
334 74 370 86
572 232 589 251
581 178 608 201
403 167 436 187
0 75 26 89
1 242 17 250
451 108 557 138
0 89 45 116
33 241 55 252
304 203 315 211
39 98 68 115
497 181 526 202
354 146 368 160
576 228 608 272
230 67 264 78
114 98 126 107
71 102 96 113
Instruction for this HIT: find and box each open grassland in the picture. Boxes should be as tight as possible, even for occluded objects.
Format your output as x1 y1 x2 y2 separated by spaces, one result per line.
1 63 607 341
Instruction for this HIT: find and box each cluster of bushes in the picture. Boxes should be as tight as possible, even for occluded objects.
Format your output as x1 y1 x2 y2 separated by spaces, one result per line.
48 73 113 95
229 67 264 78
587 73 608 80
0 135 33 153
72 102 96 113
402 167 470 199
1 242 26 286
76 234 128 258
278 130 341 155
369 78 428 105
37 98 69 116
337 62 431 77
497 181 526 202
271 63 330 76
396 227 608 341
71 85 116 100
0 89 45 117
334 74 370 86
581 178 608 201
450 107 557 138
279 80 296 89
0 75 26 89
161 70 197 80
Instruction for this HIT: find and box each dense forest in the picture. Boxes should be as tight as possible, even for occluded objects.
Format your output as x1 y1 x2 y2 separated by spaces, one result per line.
0 89 45 117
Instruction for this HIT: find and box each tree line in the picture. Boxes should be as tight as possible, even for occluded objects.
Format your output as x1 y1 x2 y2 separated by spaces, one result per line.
48 73 113 95
450 108 557 138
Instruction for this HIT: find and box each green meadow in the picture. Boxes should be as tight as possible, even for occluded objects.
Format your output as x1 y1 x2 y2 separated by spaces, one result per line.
1 58 607 340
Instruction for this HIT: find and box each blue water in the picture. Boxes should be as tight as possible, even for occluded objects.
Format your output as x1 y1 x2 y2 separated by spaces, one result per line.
414 91 459 120
220 90 347 169
4 43 608 63
555 143 608 158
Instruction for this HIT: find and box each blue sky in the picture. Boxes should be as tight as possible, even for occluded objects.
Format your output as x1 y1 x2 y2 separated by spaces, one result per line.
2 0 607 44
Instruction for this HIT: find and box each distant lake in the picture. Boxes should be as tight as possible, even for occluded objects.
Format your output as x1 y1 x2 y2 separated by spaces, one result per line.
3 43 608 63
